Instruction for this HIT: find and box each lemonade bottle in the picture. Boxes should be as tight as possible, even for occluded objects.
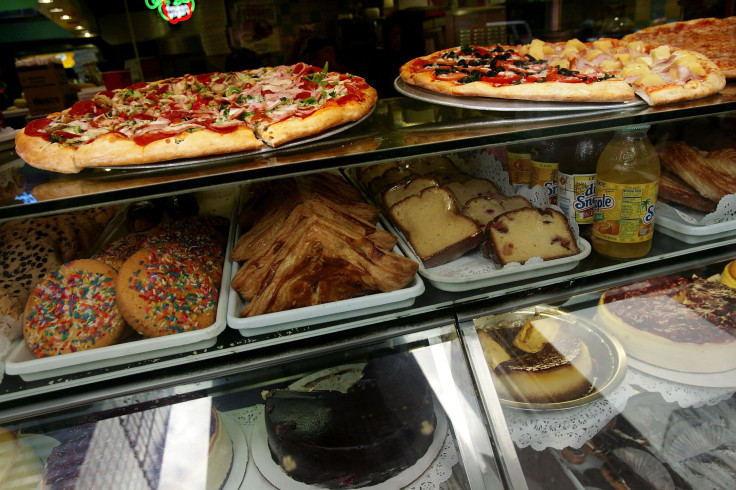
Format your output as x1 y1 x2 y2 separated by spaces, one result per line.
592 125 660 259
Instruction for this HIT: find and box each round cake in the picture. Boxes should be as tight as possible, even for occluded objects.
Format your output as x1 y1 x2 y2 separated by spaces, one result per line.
597 275 736 373
263 352 437 488
477 314 594 404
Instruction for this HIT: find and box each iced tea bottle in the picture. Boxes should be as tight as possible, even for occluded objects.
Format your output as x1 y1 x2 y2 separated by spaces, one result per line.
592 125 660 259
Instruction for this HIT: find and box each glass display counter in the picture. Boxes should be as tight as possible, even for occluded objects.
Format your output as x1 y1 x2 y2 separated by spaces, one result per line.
0 89 734 489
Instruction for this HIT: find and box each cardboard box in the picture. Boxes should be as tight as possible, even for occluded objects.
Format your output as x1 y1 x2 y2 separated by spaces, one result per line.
24 85 77 116
16 62 68 90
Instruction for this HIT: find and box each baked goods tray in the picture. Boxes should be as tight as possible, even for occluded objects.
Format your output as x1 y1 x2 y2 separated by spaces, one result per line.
226 235 425 337
655 201 736 244
4 187 238 382
381 213 591 292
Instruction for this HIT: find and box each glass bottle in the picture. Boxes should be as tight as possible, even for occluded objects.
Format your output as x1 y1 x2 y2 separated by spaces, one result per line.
530 139 560 205
557 132 611 230
506 143 531 192
592 125 660 259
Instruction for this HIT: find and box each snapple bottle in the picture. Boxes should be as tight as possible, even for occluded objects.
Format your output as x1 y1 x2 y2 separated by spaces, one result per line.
557 132 611 232
593 125 660 259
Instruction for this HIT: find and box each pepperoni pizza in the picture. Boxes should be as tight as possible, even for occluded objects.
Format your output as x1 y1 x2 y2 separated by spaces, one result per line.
15 63 378 174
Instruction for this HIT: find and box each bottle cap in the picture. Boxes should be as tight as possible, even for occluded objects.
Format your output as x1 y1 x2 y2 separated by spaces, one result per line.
618 124 651 131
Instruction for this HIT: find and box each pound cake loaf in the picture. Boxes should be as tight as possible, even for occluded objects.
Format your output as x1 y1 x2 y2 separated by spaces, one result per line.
381 175 439 209
442 177 500 208
486 207 579 265
263 352 437 488
389 186 482 268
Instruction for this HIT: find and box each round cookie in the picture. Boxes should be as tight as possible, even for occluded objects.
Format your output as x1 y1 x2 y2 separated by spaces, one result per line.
93 232 150 270
154 242 224 286
23 259 128 357
115 247 218 337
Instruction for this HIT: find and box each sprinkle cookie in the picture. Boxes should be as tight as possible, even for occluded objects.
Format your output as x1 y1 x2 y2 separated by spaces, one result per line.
93 232 151 270
23 259 129 357
115 247 218 337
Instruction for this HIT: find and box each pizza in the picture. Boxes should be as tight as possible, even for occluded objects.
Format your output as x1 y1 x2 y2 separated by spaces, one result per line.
597 274 736 373
14 63 377 174
622 16 736 79
399 38 726 106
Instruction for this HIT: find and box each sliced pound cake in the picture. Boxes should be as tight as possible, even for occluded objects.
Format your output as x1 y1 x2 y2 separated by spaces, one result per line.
486 208 579 265
389 187 482 268
463 195 532 226
442 178 500 208
382 175 440 209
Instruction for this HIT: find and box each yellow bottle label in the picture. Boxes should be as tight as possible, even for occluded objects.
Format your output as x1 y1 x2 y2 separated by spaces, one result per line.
530 159 558 204
593 180 658 243
558 173 595 224
507 151 531 191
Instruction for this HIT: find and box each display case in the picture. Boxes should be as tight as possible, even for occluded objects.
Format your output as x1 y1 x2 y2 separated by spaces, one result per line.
0 87 735 489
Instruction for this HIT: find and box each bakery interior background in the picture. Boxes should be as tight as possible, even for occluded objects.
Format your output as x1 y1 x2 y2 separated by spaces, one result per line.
0 0 732 108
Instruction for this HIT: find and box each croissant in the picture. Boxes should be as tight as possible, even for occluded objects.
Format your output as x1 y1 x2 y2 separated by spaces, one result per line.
657 141 736 203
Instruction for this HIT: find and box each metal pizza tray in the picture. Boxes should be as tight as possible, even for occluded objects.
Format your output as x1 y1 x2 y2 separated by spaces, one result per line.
394 76 646 112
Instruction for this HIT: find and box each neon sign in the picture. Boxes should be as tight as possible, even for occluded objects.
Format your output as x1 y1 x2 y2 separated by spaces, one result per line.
145 0 195 24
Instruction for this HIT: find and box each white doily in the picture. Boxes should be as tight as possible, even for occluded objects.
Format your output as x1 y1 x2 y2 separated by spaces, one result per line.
625 367 735 408
504 367 638 451
225 405 458 489
657 193 736 225
504 364 735 451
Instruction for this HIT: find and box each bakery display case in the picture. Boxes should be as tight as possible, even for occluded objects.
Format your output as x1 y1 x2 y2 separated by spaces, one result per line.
0 85 735 489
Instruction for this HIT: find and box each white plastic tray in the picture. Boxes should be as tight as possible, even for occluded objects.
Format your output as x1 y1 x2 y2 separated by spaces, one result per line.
655 200 736 244
227 249 424 337
400 234 591 292
4 188 238 381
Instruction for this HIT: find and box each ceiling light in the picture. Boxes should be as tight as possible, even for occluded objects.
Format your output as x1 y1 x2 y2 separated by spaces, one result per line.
49 7 63 12
60 14 71 20
38 0 53 4
75 25 84 30
83 32 92 38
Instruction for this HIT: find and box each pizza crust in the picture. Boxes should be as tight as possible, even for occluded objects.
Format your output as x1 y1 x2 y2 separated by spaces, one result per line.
77 127 263 169
258 86 377 147
15 131 77 174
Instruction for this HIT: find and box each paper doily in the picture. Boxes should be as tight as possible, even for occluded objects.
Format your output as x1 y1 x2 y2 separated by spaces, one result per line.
657 193 736 225
504 364 735 451
225 404 458 490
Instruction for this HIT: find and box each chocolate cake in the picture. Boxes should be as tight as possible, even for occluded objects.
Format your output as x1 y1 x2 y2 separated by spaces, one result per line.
264 352 437 488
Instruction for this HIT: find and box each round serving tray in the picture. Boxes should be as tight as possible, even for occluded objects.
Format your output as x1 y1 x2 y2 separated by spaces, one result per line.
394 76 646 112
476 306 628 411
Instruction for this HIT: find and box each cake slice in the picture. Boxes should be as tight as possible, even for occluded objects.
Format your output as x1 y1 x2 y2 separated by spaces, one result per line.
389 187 482 268
382 175 439 209
462 195 532 226
486 207 579 265
442 178 500 208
